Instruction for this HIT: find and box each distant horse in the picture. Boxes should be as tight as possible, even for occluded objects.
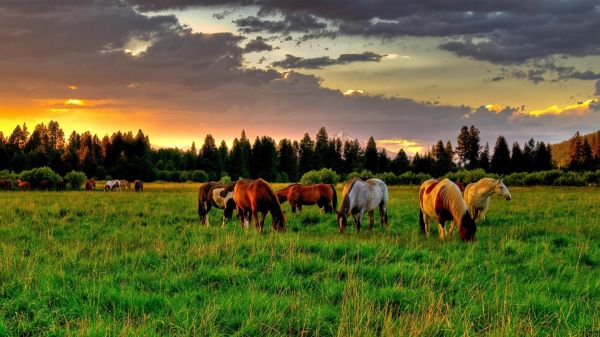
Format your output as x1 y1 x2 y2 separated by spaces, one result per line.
210 182 237 226
419 178 476 241
119 180 132 191
275 183 299 203
0 179 12 190
234 178 285 233
85 179 96 191
276 183 337 213
464 177 511 222
104 180 120 191
336 178 389 233
40 179 52 190
197 181 223 225
16 179 30 191
134 180 144 192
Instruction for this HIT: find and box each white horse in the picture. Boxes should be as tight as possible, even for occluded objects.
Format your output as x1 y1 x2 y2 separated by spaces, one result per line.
336 178 389 233
104 180 121 192
211 183 236 227
419 178 476 241
463 177 511 222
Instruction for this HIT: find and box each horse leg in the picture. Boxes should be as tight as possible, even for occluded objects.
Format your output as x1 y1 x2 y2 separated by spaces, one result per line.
437 221 446 240
291 201 297 213
356 211 364 232
378 203 387 227
252 209 260 232
448 221 456 236
368 210 374 231
205 202 212 226
424 215 431 238
297 203 302 212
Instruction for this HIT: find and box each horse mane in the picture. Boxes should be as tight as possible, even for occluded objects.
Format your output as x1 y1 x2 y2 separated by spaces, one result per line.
339 178 359 214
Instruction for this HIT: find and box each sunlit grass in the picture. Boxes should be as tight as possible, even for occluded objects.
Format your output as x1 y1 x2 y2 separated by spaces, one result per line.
0 184 598 336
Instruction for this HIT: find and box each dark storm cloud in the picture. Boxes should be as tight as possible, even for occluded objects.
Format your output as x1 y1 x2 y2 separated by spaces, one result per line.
493 59 600 84
272 52 383 69
243 37 273 53
234 13 327 35
596 81 600 96
128 0 600 64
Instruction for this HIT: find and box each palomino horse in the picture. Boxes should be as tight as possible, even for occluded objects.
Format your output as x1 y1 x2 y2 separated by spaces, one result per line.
210 182 237 226
234 178 285 233
134 180 144 192
85 179 96 191
119 180 132 191
0 179 12 190
336 178 389 233
104 180 120 191
197 181 223 225
419 178 476 241
463 177 511 222
276 183 337 213
16 179 30 191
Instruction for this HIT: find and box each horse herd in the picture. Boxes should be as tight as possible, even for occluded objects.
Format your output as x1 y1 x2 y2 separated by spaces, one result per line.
198 176 511 241
101 179 144 192
0 178 67 191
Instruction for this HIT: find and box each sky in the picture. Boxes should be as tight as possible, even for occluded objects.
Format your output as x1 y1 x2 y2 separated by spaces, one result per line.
1 0 599 154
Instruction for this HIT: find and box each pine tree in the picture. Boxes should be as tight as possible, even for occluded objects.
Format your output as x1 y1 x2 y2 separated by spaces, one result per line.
490 135 511 174
568 131 584 171
391 149 410 175
432 140 452 176
342 139 362 173
299 133 315 174
377 149 391 173
582 138 593 171
314 127 330 169
479 142 490 172
510 142 524 173
364 136 378 172
198 134 221 180
456 125 481 169
278 138 299 182
218 140 229 176
534 142 553 171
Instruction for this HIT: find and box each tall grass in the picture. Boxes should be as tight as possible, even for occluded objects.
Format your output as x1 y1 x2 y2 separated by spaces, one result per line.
0 184 598 336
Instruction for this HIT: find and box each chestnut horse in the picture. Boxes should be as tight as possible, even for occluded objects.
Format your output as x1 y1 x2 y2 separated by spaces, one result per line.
16 179 30 191
234 178 285 233
119 180 132 191
134 180 144 192
197 181 223 225
85 179 96 191
419 178 476 242
276 183 337 213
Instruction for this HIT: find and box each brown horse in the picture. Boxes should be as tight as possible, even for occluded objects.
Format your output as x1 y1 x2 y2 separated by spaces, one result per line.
134 180 144 192
16 179 30 191
197 181 224 225
0 179 12 190
276 183 337 213
119 180 132 191
234 178 285 233
85 178 96 191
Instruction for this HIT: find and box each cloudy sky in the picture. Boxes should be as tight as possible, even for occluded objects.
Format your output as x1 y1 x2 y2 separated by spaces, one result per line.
1 0 599 153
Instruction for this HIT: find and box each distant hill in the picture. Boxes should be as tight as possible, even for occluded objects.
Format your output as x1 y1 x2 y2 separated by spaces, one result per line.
551 130 600 167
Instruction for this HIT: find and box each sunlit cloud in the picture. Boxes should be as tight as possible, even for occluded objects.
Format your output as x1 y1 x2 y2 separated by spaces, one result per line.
484 104 504 113
68 85 78 90
377 138 424 155
343 89 365 96
528 99 598 117
65 99 84 106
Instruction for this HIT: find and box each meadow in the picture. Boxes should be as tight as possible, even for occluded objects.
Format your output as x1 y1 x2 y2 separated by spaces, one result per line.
0 183 599 336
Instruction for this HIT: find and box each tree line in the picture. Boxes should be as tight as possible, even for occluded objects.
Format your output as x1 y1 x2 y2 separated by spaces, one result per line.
0 121 597 182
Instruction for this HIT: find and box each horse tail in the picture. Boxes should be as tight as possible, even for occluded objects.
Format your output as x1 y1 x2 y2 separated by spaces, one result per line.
330 184 337 211
419 208 425 234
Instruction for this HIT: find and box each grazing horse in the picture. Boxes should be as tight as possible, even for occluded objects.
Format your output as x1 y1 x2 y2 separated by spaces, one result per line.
464 177 511 222
419 178 476 241
104 180 120 191
119 180 132 191
134 180 144 192
210 182 237 226
197 181 223 225
16 179 30 191
276 183 337 213
85 178 96 191
234 178 285 233
336 178 389 233
0 179 12 190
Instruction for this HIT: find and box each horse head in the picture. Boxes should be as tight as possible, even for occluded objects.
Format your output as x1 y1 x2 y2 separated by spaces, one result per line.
459 211 477 242
495 177 511 201
336 211 348 233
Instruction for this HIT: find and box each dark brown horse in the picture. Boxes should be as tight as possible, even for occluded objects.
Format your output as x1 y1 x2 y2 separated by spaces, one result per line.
197 181 224 225
0 179 12 190
85 178 96 191
16 179 30 191
276 183 337 213
134 180 144 192
234 178 285 233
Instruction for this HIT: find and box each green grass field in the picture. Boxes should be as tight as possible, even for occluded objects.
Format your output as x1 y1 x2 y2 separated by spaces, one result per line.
0 183 599 336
